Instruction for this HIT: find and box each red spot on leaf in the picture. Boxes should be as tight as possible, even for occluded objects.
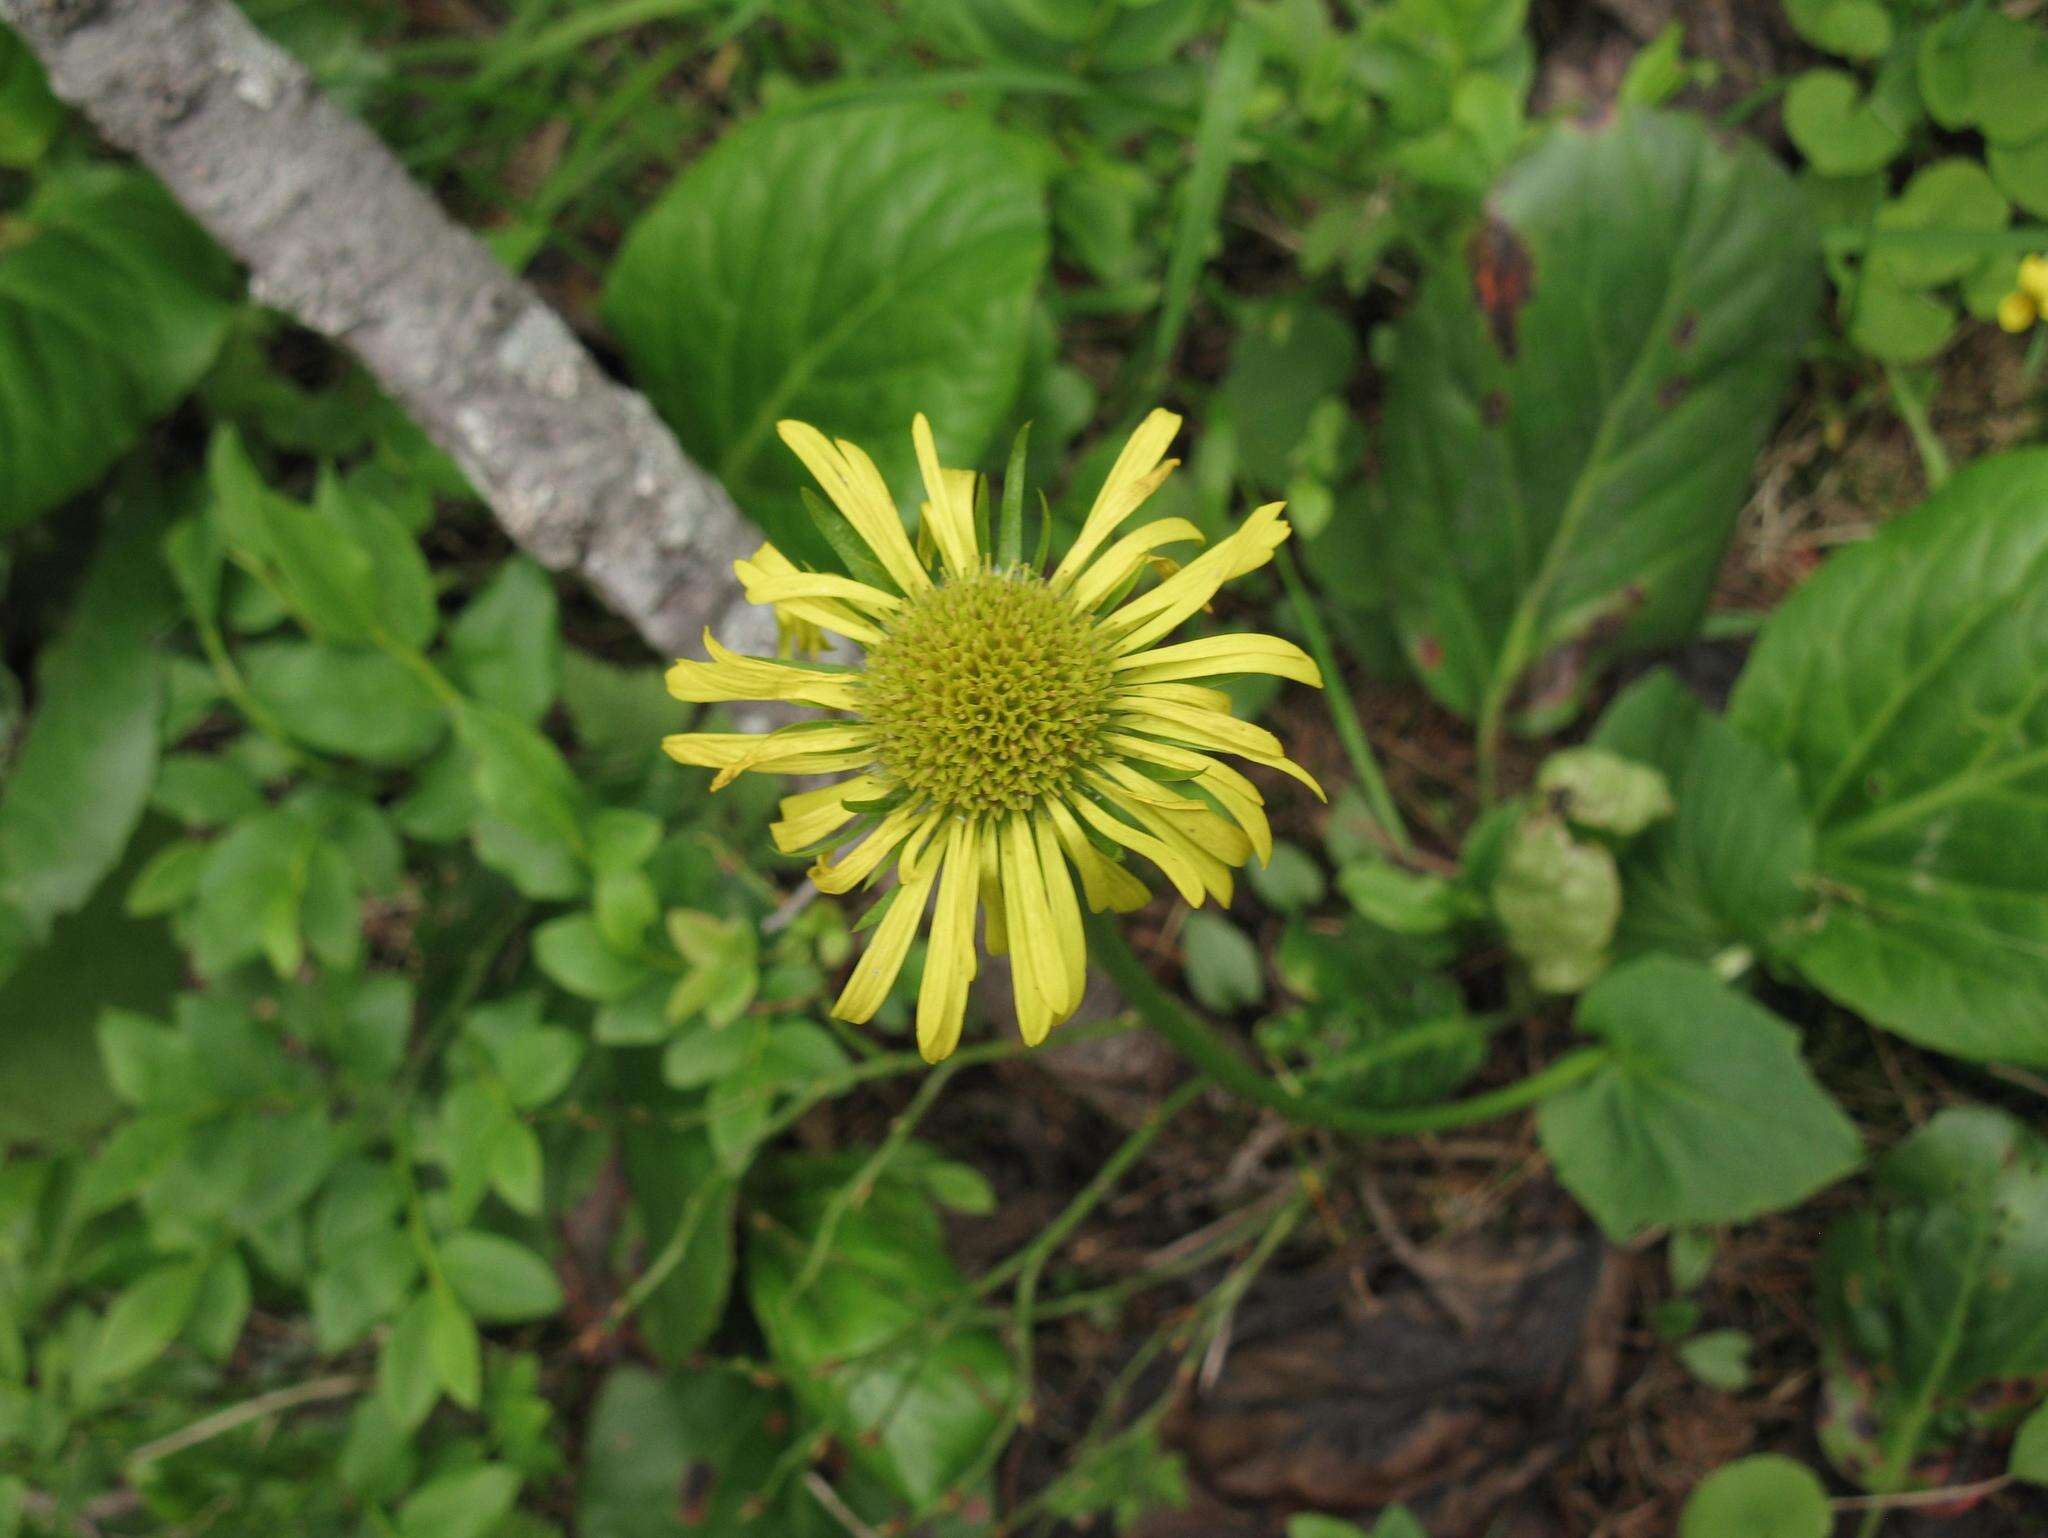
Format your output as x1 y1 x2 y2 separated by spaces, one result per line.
1415 635 1444 671
1468 218 1535 358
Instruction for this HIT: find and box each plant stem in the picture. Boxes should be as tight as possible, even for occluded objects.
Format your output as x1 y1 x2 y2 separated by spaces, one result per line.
1088 913 1605 1136
1883 361 1951 490
1276 546 1414 857
126 1375 363 1469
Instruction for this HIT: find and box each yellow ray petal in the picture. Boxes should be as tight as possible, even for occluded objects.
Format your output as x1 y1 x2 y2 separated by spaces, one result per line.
1103 733 1272 865
1065 790 1207 907
1034 813 1087 1017
776 421 930 595
736 563 903 616
1085 767 1243 903
1065 518 1207 613
978 820 1009 955
1121 681 1235 714
1001 812 1067 1046
915 822 980 1063
1044 796 1151 914
739 543 887 646
912 413 977 578
1113 632 1322 687
1112 698 1326 799
667 630 865 710
834 853 942 1024
1096 503 1291 655
770 774 887 855
812 804 929 894
663 724 876 790
1051 409 1182 589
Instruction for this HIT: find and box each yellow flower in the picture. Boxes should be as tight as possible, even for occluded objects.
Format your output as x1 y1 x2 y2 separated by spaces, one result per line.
663 411 1324 1063
1998 254 2048 333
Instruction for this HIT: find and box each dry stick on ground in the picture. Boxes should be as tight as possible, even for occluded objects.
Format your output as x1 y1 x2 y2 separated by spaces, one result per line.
1 0 764 660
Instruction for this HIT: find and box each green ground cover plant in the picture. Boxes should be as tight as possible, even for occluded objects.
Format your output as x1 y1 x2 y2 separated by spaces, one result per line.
5 2 2048 1535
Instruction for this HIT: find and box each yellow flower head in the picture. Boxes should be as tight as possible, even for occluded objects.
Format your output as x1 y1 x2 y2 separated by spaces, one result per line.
663 410 1324 1063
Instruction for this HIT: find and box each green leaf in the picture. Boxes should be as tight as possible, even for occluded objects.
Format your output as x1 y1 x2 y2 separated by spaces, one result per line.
1179 911 1265 1012
151 754 263 828
319 469 439 651
86 1257 207 1387
447 557 562 724
1990 130 2048 220
395 1463 520 1538
1844 272 1955 364
1868 159 2009 291
1919 10 2048 145
2011 1403 2048 1484
604 103 1046 568
620 1118 738 1364
0 167 235 531
1339 859 1464 936
0 30 62 166
242 640 444 765
1728 451 2048 1063
1817 1108 2048 1491
1247 840 1328 915
440 1231 565 1324
378 1292 442 1433
1679 1456 1831 1538
578 1366 828 1538
1217 300 1359 490
1378 109 1819 727
1538 958 1862 1240
1591 671 1814 964
186 1249 252 1363
1784 69 1911 178
1783 0 1891 61
534 913 654 1002
748 1157 1016 1503
1490 815 1618 993
466 995 583 1108
938 0 1210 72
0 504 171 942
1677 1329 1753 1391
428 1285 481 1409
1535 747 1673 836
1039 1422 1188 1530
457 703 590 899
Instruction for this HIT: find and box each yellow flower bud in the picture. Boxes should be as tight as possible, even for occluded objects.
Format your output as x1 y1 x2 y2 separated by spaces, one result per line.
2020 254 2048 308
1998 289 2039 335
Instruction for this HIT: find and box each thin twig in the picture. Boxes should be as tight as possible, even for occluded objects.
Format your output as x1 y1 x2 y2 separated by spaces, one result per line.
126 1374 364 1468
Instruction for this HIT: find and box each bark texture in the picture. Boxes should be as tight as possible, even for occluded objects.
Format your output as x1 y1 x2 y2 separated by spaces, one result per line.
1 0 764 658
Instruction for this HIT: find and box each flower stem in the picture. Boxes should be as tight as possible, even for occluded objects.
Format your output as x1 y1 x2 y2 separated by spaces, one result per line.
1088 913 1605 1135
1882 361 1951 491
1276 546 1414 857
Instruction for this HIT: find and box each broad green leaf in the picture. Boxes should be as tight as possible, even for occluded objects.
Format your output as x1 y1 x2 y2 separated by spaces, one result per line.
1918 10 2048 144
439 1231 565 1324
1816 1108 2048 1492
394 1463 519 1538
620 1117 738 1364
1784 68 1912 177
1216 299 1359 490
749 1155 1015 1504
0 505 171 943
1538 958 1862 1240
0 167 235 530
1679 1456 1831 1538
935 0 1211 72
85 1257 207 1387
378 1292 441 1433
1535 747 1673 836
2012 1403 2048 1484
0 29 61 166
1783 0 1890 60
1591 671 1813 964
457 703 591 899
534 913 654 1002
578 1367 830 1538
1729 450 2048 1064
1844 272 1954 364
242 640 445 765
1179 911 1265 1012
465 995 582 1108
447 557 562 724
1491 815 1618 993
428 1285 481 1409
1378 109 1818 727
1868 159 2009 291
605 103 1046 568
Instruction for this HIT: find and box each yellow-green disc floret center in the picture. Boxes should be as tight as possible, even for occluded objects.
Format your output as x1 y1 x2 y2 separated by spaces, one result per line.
864 571 1113 815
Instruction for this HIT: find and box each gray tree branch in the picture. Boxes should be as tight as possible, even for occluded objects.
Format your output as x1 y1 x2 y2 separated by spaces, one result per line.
1 0 764 659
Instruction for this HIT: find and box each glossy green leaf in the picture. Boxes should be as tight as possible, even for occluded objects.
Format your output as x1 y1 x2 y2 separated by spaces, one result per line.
1679 1456 1831 1538
0 29 61 166
1730 450 2048 1063
1378 109 1818 727
440 1231 565 1324
605 103 1046 568
0 505 170 946
579 1366 830 1538
1817 1109 2048 1492
447 557 562 724
1538 958 1862 1240
1591 671 1813 965
749 1156 1015 1503
0 168 235 530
